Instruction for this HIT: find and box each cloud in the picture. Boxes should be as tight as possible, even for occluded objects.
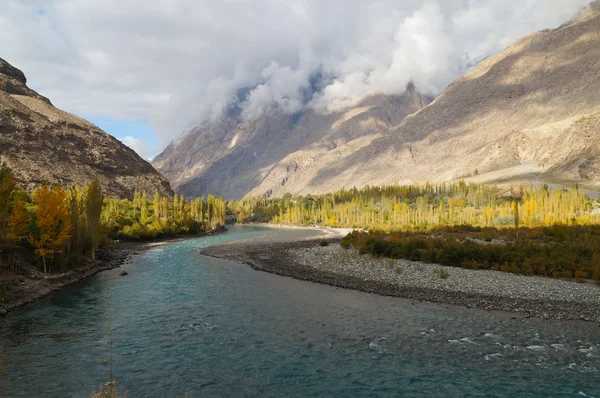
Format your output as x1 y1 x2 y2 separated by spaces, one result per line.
121 136 148 155
0 0 592 148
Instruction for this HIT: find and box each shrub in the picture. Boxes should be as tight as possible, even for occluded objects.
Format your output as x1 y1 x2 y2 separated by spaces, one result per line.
340 226 600 281
434 268 450 279
493 215 515 226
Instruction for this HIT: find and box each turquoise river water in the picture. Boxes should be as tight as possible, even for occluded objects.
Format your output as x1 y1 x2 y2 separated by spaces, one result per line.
0 226 599 397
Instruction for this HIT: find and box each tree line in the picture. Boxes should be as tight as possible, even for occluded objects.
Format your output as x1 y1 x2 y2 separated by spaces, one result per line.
230 181 600 230
0 163 226 275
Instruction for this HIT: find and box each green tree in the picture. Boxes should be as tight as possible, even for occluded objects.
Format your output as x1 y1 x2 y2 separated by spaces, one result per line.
86 180 104 260
0 163 17 244
153 191 161 220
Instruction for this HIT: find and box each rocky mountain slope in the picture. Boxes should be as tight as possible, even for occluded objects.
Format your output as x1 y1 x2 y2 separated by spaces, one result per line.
154 86 431 199
155 1 599 199
336 1 600 191
0 58 173 198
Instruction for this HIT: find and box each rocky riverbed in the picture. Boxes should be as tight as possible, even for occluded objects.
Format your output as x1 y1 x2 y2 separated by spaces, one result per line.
200 237 600 323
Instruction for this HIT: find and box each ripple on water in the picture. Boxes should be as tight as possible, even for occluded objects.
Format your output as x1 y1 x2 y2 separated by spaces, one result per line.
0 226 599 397
526 345 547 352
484 353 503 361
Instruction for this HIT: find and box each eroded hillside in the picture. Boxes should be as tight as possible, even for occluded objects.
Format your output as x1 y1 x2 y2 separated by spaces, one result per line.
0 57 173 198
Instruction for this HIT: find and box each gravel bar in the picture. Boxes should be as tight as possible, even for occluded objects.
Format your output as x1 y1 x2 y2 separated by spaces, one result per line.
200 238 600 323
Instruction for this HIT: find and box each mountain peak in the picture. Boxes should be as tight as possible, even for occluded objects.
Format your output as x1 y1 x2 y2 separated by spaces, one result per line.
153 89 431 199
0 57 173 198
0 57 27 85
154 4 600 198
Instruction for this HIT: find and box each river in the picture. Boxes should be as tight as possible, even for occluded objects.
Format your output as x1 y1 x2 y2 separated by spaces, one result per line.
0 226 599 397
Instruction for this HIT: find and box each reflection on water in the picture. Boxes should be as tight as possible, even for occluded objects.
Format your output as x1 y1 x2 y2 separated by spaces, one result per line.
1 226 599 397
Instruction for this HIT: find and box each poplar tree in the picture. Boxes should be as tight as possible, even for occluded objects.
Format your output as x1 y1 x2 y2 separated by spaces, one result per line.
29 185 72 275
153 191 161 220
8 194 29 245
86 180 103 260
0 163 17 244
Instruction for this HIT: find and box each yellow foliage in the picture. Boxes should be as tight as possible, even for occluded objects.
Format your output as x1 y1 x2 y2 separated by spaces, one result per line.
28 185 72 273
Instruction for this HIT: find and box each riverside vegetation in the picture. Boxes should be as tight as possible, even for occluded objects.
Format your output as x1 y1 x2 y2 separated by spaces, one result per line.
232 182 599 229
340 226 600 281
0 163 226 301
231 182 600 281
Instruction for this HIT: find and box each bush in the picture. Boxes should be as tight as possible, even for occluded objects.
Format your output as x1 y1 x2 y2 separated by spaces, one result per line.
493 215 515 226
434 268 449 279
319 240 330 247
340 226 600 281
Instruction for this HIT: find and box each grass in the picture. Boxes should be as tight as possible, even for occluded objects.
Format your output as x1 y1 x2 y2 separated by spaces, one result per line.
434 268 450 279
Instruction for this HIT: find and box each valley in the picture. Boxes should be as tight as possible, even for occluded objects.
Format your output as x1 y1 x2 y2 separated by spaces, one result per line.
0 1 599 396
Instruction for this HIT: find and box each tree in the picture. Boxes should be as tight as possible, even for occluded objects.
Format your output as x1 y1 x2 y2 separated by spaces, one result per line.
153 191 161 220
0 163 17 244
173 194 180 223
7 194 29 246
207 195 214 228
29 185 72 275
513 201 520 239
161 197 169 221
86 180 104 260
69 186 86 260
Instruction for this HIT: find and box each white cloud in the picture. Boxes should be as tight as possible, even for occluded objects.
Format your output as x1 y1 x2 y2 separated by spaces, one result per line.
121 136 148 155
0 0 592 148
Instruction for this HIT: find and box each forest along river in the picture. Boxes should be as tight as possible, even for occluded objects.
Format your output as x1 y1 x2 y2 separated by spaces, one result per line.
0 225 599 397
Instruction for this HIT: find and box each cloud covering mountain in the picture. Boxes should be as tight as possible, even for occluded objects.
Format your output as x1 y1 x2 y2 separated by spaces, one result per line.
1 0 591 148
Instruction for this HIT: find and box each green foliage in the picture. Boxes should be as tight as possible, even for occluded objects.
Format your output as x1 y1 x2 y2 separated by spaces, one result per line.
86 180 104 259
0 163 227 275
341 226 600 281
104 191 226 242
0 162 17 244
434 268 450 279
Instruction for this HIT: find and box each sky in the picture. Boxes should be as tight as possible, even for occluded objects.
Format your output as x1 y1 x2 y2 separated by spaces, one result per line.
0 0 592 159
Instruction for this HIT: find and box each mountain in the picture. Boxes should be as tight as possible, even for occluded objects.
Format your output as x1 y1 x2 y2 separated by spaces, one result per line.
0 57 173 198
153 86 431 199
336 1 600 191
155 2 599 199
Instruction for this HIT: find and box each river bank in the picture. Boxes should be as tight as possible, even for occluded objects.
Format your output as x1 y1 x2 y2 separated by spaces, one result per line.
234 223 355 238
199 234 600 323
0 228 226 316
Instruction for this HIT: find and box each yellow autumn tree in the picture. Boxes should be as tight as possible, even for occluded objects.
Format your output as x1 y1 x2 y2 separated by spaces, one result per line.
29 185 72 275
7 194 29 246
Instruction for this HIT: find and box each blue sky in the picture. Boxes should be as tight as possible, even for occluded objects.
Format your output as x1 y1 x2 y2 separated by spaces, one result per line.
85 117 161 160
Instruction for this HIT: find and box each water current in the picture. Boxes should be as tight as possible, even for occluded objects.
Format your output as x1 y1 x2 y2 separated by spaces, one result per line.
1 226 599 397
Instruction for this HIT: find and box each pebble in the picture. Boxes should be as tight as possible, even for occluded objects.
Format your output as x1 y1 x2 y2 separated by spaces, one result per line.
289 244 600 322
